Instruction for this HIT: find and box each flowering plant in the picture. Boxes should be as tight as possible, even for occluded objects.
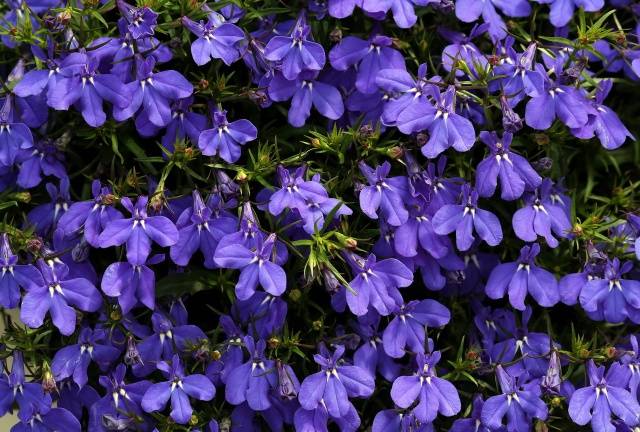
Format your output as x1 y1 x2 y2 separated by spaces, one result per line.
0 0 639 431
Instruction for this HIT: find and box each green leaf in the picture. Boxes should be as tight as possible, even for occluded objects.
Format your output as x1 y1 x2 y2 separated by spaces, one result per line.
156 269 218 298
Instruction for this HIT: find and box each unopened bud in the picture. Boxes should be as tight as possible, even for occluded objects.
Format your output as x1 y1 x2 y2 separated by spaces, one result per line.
26 238 43 254
289 289 302 302
387 146 404 159
329 28 342 43
189 414 199 426
534 133 550 146
236 170 248 183
211 350 221 361
416 132 428 147
42 369 57 394
310 138 321 148
198 79 209 90
12 192 31 203
312 320 323 331
124 336 142 366
268 337 280 350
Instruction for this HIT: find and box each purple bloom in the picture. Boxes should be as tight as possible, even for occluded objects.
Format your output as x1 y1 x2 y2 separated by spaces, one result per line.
117 0 158 39
372 408 434 432
141 354 215 424
51 327 120 388
182 12 245 66
26 178 70 237
225 337 277 411
299 344 374 418
327 0 359 18
568 360 639 432
352 312 401 382
433 184 503 251
0 97 33 168
440 24 489 77
198 108 257 163
20 258 102 336
485 243 560 310
0 352 50 417
268 71 345 127
57 180 123 248
475 131 542 201
362 0 440 28
16 138 66 189
12 405 81 432
264 14 325 80
491 42 545 106
382 299 450 358
390 351 461 423
455 0 531 40
344 251 413 316
451 394 503 432
358 160 409 226
215 233 286 300
114 57 193 129
480 365 548 430
571 79 634 150
329 32 405 94
579 258 640 324
160 97 207 152
534 0 604 27
512 179 571 248
101 254 164 313
98 196 179 266
0 234 42 309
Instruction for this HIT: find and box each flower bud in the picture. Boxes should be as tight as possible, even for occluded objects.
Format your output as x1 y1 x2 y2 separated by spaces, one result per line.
26 238 43 254
387 146 404 159
124 336 143 366
276 360 299 400
289 289 302 302
329 28 342 43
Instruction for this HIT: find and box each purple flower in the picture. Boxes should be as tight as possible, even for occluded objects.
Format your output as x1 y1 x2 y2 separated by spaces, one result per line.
480 365 548 430
101 254 164 313
20 258 102 336
579 258 640 324
57 180 123 248
568 360 639 432
512 178 571 248
51 327 120 388
394 198 451 259
114 57 193 129
433 184 503 251
0 234 42 309
571 79 634 150
358 160 409 226
141 354 215 424
362 0 439 28
198 108 257 163
440 24 489 77
268 71 345 127
299 344 374 418
455 0 531 40
46 53 130 127
98 196 179 266
0 97 33 168
0 352 50 417
451 394 502 432
264 14 325 80
491 42 545 106
182 12 245 66
534 0 604 27
26 178 70 237
159 97 207 152
329 32 405 94
372 408 433 432
390 351 461 423
344 251 413 316
352 312 402 382
225 337 277 411
16 138 66 189
485 243 560 310
475 131 542 201
327 0 359 18
382 299 450 358
117 0 158 39
12 405 81 432
214 233 287 300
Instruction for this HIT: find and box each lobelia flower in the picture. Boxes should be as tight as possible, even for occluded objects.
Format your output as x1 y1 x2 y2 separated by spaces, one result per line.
264 13 325 80
182 11 245 66
451 394 504 432
394 197 450 259
485 243 560 310
358 160 409 226
559 262 602 306
362 0 441 28
0 97 33 168
98 196 179 266
372 408 434 432
170 190 237 268
491 42 545 106
327 0 359 18
11 404 81 432
20 258 102 336
0 233 42 309
12 42 62 101
141 354 215 424
344 251 413 316
480 365 548 430
390 351 461 423
455 0 531 40
114 57 193 129
433 184 503 251
329 31 405 94
0 352 51 417
512 178 572 248
225 337 277 411
101 254 164 313
568 360 640 432
57 382 100 423
439 24 489 77
382 299 450 358
352 312 402 382
57 180 123 248
525 64 591 131
570 79 634 150
117 0 158 39
198 107 257 163
159 97 207 152
46 52 130 127
397 86 476 158
579 258 640 324
16 137 66 189
475 131 542 201
533 0 604 27
51 327 120 388
267 71 345 127
233 291 288 340
26 177 70 237
298 344 374 418
214 233 286 300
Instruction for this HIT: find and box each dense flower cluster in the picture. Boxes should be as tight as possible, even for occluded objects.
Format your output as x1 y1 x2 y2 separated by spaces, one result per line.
0 0 639 431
